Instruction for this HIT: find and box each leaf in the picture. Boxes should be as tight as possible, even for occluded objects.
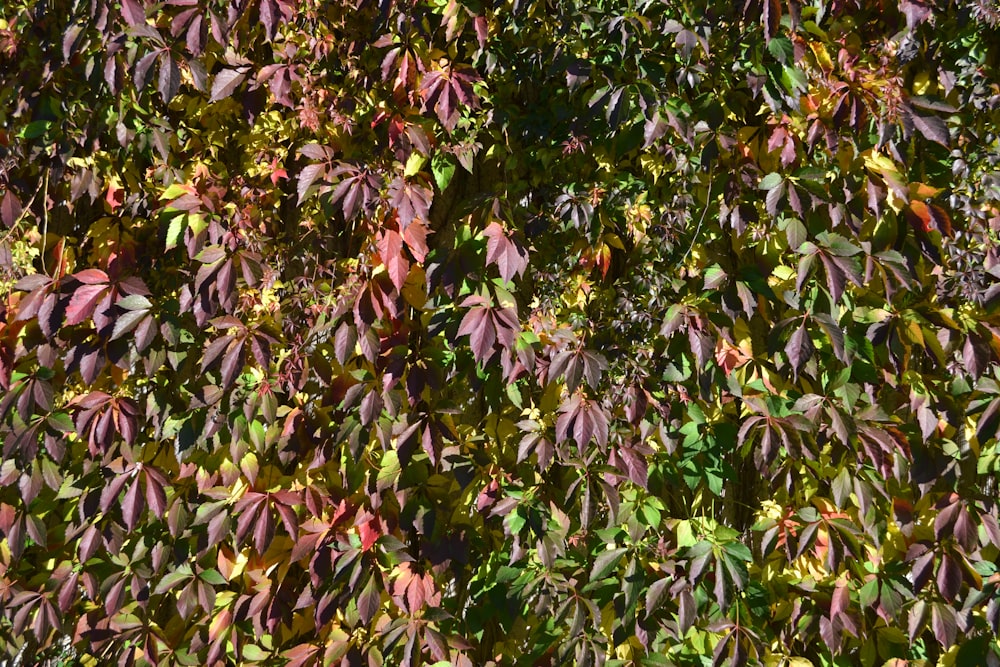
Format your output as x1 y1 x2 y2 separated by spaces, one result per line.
762 0 781 43
402 220 430 264
643 577 670 618
334 322 357 365
785 323 813 379
759 172 783 190
220 339 245 389
458 304 496 364
912 114 949 147
121 480 145 531
936 553 961 602
66 284 109 326
358 575 381 624
431 153 456 191
158 53 180 103
121 0 147 27
900 0 932 28
931 603 957 647
1 191 23 228
210 68 247 102
483 222 528 283
813 313 847 363
618 446 648 489
591 547 627 581
297 163 327 204
377 229 409 292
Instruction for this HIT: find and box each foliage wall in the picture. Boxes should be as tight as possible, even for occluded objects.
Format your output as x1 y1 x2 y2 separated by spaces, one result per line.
2 0 1000 665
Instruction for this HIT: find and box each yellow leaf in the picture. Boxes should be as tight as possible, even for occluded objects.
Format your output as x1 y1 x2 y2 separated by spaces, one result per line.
912 70 934 96
909 181 943 200
809 41 833 72
404 152 427 177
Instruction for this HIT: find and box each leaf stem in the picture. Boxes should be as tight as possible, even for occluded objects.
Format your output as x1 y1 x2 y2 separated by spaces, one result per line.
681 163 715 266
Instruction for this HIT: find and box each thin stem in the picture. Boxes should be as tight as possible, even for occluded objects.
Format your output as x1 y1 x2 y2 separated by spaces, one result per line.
680 163 715 265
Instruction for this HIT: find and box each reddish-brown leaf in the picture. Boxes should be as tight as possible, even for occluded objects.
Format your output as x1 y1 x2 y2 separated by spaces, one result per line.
253 506 275 553
66 284 109 326
785 323 813 379
936 553 961 602
402 219 431 263
120 0 147 27
1 190 22 228
458 306 495 364
930 602 956 646
220 339 245 388
121 479 145 531
144 472 167 518
358 514 381 551
378 229 409 292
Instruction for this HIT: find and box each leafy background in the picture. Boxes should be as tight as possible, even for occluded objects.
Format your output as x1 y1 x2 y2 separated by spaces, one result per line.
2 0 1000 665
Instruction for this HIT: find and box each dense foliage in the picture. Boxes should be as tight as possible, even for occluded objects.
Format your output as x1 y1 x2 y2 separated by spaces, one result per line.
2 0 1000 664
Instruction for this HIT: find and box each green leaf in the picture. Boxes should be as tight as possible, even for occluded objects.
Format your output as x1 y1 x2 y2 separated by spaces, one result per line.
432 153 457 191
858 578 879 608
590 547 627 581
241 645 270 661
759 172 783 190
767 36 794 64
165 215 185 250
722 540 752 562
198 568 227 586
404 151 427 177
153 565 194 594
117 294 152 311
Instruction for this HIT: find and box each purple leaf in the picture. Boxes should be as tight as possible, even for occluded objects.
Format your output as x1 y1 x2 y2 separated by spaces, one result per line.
210 68 248 102
785 323 813 379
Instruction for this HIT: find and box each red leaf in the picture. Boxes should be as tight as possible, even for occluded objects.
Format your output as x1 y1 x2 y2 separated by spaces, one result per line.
121 0 147 27
458 306 496 364
66 284 109 325
220 339 245 388
121 479 145 531
334 322 357 365
253 505 275 553
210 68 247 102
762 0 781 43
402 219 430 263
235 499 262 545
830 579 849 618
912 113 949 147
900 0 932 29
1 191 23 228
930 603 956 646
358 515 380 551
158 53 180 103
283 644 321 667
936 554 961 602
483 222 528 282
618 446 648 488
785 323 813 379
144 472 167 518
297 163 328 204
378 229 409 292
357 575 381 624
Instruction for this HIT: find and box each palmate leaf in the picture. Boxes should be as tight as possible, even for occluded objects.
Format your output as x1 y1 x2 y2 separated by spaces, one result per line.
419 64 481 132
555 394 609 450
483 222 528 283
8 0 1000 663
457 296 519 364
